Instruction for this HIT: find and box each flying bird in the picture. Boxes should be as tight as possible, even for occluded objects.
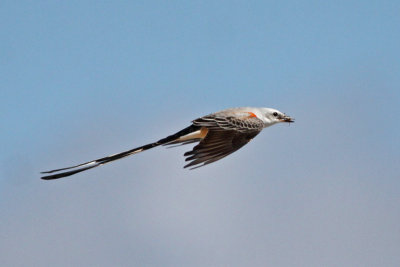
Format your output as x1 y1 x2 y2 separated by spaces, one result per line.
41 107 294 180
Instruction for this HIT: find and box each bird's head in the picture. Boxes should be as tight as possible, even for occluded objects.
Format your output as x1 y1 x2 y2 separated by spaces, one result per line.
261 108 294 127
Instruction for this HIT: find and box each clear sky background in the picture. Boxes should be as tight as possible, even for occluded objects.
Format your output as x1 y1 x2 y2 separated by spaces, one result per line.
1 1 400 266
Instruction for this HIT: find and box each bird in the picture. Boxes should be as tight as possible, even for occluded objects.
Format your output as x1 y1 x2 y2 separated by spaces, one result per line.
41 107 294 180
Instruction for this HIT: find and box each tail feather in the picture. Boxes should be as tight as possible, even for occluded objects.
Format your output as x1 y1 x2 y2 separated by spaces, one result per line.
41 164 99 180
41 125 200 180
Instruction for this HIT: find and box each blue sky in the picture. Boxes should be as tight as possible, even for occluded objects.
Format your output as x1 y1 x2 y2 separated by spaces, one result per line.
1 1 400 266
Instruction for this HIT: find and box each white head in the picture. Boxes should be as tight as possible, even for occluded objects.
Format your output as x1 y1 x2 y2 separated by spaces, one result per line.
260 108 294 127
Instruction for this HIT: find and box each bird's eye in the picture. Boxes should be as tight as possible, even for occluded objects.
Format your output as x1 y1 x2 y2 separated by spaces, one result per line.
273 112 278 117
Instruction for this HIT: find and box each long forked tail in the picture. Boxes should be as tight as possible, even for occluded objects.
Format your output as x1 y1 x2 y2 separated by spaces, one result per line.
41 125 200 180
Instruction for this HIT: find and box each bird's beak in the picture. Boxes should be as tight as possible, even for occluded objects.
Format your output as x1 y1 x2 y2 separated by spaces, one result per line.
279 115 294 123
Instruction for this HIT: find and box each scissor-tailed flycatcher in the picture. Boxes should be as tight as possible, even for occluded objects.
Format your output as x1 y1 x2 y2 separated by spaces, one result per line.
41 107 294 180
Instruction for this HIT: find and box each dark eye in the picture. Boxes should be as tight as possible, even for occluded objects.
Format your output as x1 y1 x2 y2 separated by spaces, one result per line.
273 112 278 117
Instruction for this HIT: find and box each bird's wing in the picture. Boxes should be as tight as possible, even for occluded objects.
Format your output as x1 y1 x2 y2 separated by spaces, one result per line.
192 111 264 131
184 114 263 169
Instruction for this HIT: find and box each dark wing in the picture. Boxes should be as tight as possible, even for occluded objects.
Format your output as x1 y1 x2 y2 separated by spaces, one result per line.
192 114 264 132
184 115 263 169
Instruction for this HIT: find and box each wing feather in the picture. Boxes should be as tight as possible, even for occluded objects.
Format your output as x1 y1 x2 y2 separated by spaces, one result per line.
183 128 261 169
182 113 264 168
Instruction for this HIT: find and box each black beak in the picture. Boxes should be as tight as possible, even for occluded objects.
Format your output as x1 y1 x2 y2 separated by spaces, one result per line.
279 115 294 123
